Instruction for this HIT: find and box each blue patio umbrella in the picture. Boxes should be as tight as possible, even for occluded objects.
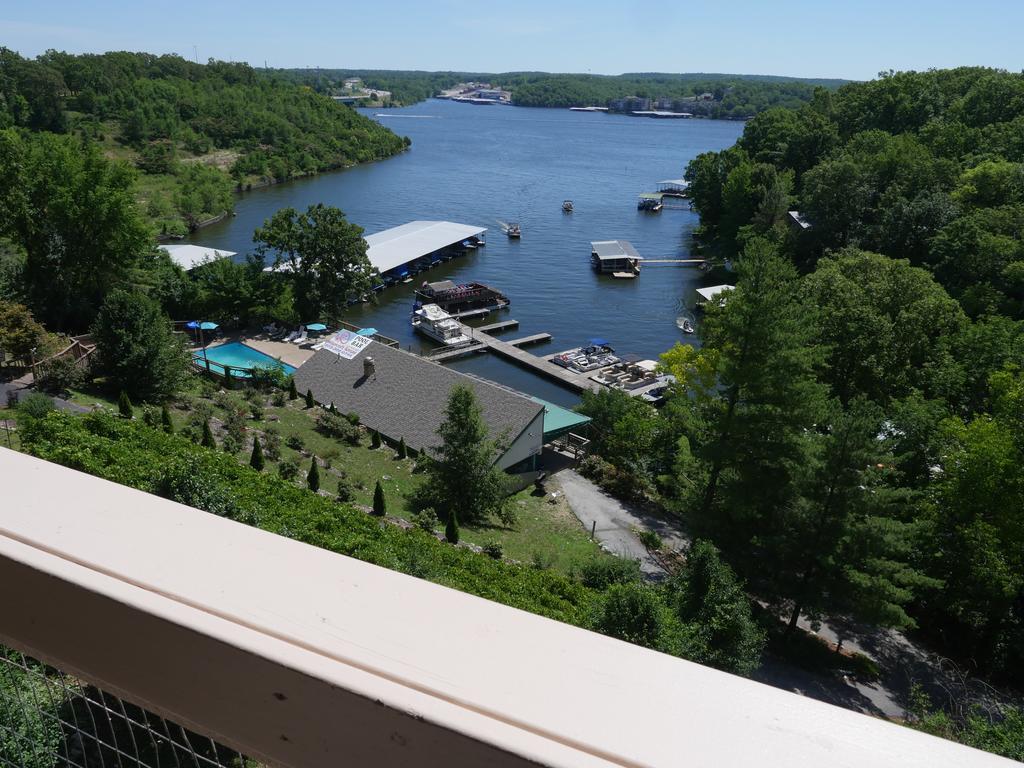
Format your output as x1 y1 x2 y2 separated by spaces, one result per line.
306 323 327 332
356 327 377 336
589 337 610 347
185 320 199 329
199 321 219 331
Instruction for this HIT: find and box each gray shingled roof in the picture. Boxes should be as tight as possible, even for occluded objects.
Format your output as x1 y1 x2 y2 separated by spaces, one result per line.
293 341 544 456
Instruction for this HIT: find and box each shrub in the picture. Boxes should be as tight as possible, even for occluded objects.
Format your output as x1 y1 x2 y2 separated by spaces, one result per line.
118 390 133 418
250 363 287 391
336 475 355 502
370 429 381 449
345 412 360 426
155 454 236 517
316 409 360 444
305 388 314 408
262 426 281 461
396 436 408 459
288 378 298 400
411 507 438 533
250 436 265 471
482 541 504 560
35 356 84 394
286 434 305 451
17 393 55 421
278 456 300 481
224 408 247 445
141 405 162 428
222 434 242 455
593 583 665 649
161 404 174 434
272 390 286 407
577 557 642 590
372 480 386 516
249 401 265 421
307 456 320 492
636 528 663 551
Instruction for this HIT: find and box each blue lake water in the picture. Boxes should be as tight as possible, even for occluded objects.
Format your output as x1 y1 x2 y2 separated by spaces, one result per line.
187 100 743 406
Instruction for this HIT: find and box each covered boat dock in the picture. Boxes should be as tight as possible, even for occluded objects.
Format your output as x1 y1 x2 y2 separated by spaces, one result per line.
366 220 487 285
159 244 236 272
591 240 644 276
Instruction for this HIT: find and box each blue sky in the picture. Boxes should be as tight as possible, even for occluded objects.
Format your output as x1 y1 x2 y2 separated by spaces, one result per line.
3 0 1021 81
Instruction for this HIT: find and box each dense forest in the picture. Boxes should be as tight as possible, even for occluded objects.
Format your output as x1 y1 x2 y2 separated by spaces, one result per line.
665 66 1024 688
0 49 408 234
281 68 845 116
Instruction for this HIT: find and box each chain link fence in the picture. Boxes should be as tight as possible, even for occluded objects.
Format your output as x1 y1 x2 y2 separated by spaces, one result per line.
0 647 253 768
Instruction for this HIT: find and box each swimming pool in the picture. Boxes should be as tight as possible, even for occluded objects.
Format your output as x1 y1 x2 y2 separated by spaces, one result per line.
193 342 297 379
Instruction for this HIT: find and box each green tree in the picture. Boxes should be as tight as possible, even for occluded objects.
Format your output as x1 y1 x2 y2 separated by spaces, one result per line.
161 403 174 433
250 435 265 472
372 479 386 516
201 418 216 449
305 388 315 408
396 436 408 459
421 385 509 526
307 456 320 492
669 540 764 675
0 301 48 359
0 130 151 330
118 390 133 418
593 583 665 650
371 429 381 449
254 204 379 321
92 289 190 401
288 377 298 400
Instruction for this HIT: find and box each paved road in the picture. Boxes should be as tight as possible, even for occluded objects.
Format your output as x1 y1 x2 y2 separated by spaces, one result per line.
555 469 688 579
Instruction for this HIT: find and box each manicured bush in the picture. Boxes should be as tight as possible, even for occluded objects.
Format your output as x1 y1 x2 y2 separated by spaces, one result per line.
445 508 459 545
118 390 133 418
370 429 381 449
336 475 354 503
250 436 265 471
201 418 216 449
307 456 320 492
305 388 314 409
396 436 408 459
288 378 298 400
372 480 386 516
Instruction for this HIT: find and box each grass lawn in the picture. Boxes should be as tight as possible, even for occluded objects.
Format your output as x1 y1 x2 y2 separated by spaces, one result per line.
64 378 608 575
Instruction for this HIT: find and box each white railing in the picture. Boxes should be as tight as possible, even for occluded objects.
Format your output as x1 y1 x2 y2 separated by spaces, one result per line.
0 447 1013 767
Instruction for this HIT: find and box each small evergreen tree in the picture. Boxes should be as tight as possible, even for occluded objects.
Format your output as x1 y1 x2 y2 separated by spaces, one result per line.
118 390 133 418
161 403 174 434
372 480 386 516
336 476 354 502
371 429 381 449
201 418 216 449
250 435 265 472
445 508 459 544
397 436 408 459
329 401 338 413
307 456 320 492
288 378 298 400
305 388 315 408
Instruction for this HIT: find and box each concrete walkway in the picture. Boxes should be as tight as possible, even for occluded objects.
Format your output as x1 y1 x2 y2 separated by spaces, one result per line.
555 469 688 579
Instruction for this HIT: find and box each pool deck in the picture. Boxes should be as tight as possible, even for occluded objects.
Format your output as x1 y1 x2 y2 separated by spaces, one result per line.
205 334 316 369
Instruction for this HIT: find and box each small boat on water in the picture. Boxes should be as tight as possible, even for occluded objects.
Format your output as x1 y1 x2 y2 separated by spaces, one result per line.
676 314 696 334
497 220 521 238
411 304 472 347
562 199 574 213
462 239 478 249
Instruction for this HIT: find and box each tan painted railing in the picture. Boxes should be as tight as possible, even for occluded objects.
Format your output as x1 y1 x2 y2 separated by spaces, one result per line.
0 447 1013 768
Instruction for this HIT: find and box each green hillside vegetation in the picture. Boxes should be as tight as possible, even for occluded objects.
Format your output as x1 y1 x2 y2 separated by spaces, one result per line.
0 49 408 235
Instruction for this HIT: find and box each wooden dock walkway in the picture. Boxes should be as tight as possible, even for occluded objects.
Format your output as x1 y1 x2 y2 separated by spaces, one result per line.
426 342 486 362
457 324 602 393
508 333 552 347
476 319 519 334
642 259 706 265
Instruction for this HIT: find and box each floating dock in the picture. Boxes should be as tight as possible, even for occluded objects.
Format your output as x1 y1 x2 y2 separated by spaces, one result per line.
507 333 552 347
476 319 520 334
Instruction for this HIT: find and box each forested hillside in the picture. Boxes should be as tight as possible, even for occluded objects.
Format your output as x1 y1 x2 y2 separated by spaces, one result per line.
0 49 408 234
671 67 1024 692
282 68 844 116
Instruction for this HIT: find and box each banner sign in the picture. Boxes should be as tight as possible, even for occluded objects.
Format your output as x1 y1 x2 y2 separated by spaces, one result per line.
322 330 372 360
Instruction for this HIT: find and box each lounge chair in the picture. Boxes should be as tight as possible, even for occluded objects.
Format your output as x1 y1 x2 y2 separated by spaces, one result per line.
291 329 308 345
283 330 299 343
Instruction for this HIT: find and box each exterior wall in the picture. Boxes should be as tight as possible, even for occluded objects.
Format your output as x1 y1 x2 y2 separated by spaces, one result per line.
496 410 544 471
